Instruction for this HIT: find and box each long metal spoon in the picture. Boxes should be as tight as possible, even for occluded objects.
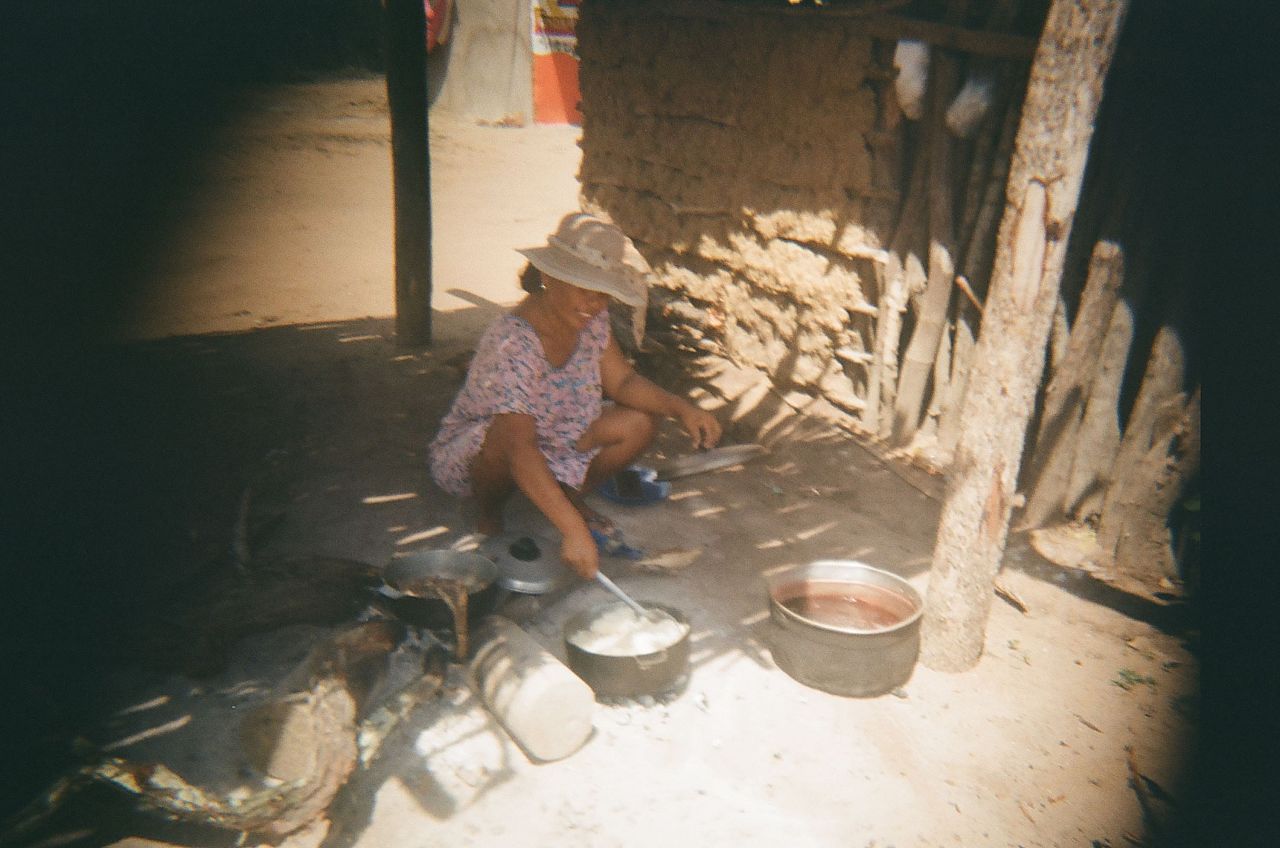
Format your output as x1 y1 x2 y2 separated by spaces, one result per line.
594 571 652 619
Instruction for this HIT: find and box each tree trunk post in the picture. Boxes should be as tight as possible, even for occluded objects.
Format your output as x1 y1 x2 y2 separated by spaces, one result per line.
920 0 1130 672
385 0 433 346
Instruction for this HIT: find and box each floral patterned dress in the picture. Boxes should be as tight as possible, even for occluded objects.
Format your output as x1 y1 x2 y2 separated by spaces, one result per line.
428 311 609 497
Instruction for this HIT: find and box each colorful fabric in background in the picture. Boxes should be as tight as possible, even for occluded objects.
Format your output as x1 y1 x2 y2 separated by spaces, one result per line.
532 0 582 124
532 0 580 58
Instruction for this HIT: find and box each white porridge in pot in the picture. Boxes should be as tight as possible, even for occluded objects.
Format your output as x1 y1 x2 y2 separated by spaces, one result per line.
566 602 690 656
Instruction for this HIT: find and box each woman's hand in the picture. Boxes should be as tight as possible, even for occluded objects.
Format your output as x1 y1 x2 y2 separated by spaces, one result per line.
560 524 600 580
676 400 722 450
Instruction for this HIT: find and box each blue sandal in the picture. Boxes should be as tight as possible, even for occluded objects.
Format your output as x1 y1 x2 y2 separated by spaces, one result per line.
590 527 645 560
598 465 670 506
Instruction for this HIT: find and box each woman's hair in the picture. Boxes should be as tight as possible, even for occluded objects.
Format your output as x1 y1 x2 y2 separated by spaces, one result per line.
519 262 544 294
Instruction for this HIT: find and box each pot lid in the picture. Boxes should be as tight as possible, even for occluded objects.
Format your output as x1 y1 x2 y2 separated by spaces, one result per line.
481 532 571 594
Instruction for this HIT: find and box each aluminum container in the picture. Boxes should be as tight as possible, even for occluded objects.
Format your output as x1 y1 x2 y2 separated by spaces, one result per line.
766 560 924 698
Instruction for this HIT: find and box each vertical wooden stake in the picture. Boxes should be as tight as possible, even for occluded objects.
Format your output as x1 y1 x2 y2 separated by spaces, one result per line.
889 45 960 446
385 0 432 346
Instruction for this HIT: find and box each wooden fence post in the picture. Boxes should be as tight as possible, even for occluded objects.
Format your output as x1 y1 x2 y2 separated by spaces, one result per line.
920 0 1130 672
384 0 433 346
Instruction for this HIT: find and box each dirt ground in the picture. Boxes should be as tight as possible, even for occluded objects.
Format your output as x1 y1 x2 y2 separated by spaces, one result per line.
11 77 1202 848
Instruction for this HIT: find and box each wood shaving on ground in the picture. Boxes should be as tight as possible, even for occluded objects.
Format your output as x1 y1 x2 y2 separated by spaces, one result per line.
1075 713 1104 733
630 547 704 573
993 578 1030 614
1028 523 1104 571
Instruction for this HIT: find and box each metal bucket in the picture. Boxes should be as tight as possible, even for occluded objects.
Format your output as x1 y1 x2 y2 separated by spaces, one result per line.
766 561 923 698
563 603 691 698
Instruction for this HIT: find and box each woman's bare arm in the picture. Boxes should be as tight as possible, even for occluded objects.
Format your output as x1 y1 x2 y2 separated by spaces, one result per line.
599 336 722 449
487 413 599 578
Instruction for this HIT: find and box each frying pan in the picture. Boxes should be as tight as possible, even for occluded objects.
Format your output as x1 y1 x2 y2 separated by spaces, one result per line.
377 550 500 630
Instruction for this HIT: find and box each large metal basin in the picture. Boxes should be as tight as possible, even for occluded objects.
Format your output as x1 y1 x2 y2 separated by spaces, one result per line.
766 560 923 698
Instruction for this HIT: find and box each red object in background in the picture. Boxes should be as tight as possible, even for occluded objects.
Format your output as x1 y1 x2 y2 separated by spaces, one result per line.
426 0 451 52
533 52 581 125
531 2 581 125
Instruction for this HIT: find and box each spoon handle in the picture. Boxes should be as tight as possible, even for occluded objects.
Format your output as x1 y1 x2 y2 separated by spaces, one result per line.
594 572 648 617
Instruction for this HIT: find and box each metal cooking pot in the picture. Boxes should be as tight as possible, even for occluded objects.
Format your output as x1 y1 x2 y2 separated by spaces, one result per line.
563 603 691 699
377 549 500 630
766 560 923 698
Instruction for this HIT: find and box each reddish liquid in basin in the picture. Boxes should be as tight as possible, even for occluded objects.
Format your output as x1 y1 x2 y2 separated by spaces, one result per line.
776 580 916 630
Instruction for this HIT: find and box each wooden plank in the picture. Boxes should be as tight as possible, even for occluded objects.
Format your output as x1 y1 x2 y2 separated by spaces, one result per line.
640 1 1037 59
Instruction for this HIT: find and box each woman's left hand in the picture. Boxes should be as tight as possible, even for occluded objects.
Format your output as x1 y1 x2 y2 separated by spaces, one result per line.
676 401 722 450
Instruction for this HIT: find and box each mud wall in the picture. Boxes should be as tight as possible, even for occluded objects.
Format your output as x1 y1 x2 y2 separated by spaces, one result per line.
576 4 903 418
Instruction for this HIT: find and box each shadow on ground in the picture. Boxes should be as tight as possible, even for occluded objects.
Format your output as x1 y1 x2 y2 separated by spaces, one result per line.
3 312 458 823
0 299 929 841
3 305 1205 847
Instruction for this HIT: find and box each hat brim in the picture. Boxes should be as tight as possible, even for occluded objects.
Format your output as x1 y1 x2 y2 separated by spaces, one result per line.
517 245 646 308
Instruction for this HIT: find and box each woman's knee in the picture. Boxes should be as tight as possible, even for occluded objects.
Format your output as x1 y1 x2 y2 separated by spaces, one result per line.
471 422 521 490
593 405 656 449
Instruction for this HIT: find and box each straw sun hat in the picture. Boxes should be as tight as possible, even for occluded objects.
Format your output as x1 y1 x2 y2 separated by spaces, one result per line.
517 212 653 345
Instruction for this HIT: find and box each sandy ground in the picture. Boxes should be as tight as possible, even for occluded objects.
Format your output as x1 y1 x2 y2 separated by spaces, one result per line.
15 77 1200 848
114 76 581 347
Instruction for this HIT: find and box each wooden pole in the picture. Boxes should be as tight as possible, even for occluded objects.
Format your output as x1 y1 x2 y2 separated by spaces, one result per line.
384 0 433 346
889 41 960 446
920 0 1130 672
935 91 1022 462
863 133 929 436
